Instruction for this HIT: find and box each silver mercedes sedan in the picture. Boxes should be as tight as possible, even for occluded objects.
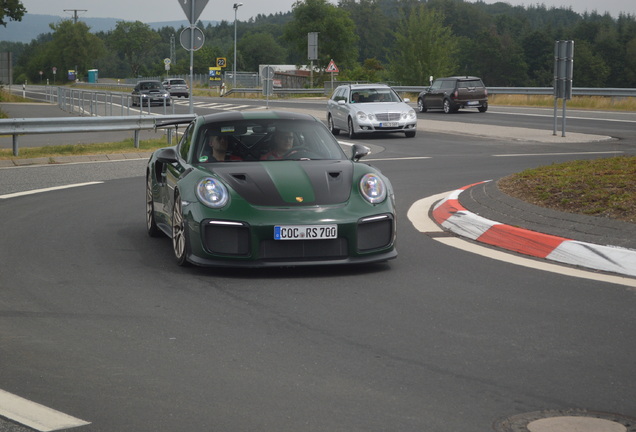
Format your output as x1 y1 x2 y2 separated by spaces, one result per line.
327 83 417 138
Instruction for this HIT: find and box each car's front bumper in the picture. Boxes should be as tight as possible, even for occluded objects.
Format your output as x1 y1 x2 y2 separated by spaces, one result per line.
354 115 417 134
140 95 171 105
184 205 397 267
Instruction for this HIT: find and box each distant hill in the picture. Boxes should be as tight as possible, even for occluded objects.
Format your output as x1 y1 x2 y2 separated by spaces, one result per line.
0 14 218 43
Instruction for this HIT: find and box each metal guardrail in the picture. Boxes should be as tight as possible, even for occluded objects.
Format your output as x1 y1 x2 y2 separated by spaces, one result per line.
0 114 196 156
392 86 636 98
55 86 176 117
224 85 636 98
65 82 636 99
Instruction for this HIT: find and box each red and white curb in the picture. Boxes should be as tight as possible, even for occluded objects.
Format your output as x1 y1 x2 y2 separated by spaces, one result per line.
432 181 636 278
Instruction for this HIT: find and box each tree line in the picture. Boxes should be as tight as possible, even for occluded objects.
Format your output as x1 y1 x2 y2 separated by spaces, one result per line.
1 0 635 88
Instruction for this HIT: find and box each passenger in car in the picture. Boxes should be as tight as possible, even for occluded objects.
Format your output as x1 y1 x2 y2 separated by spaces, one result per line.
261 130 295 160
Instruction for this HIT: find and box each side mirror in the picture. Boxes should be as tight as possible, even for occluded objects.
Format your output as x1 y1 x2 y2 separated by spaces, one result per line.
351 144 370 161
403 98 410 103
338 99 346 105
155 147 179 164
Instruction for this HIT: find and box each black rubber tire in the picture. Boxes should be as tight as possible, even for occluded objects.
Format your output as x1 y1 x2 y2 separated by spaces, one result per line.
417 98 427 113
172 191 190 266
347 117 356 139
146 173 162 237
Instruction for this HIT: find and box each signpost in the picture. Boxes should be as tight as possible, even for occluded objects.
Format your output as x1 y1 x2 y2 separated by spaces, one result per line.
209 67 221 89
326 59 339 91
553 40 574 137
308 32 318 87
262 65 275 107
179 0 210 113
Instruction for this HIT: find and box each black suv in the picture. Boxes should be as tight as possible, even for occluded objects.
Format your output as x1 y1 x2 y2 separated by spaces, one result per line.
417 76 488 114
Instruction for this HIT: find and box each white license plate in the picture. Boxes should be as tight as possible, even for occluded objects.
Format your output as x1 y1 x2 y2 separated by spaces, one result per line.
467 101 479 106
380 122 399 127
274 225 337 240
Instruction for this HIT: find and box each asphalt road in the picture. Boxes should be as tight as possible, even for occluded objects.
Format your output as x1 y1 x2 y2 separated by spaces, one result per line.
1 97 635 432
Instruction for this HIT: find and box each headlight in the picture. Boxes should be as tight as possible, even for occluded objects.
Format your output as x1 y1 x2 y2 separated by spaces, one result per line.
196 178 229 208
402 109 416 120
356 111 373 121
359 173 387 204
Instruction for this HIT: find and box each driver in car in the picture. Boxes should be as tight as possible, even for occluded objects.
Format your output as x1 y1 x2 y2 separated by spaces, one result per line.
261 130 295 160
200 134 242 162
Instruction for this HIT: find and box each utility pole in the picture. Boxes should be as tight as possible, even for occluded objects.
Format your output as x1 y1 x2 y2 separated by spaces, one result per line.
170 35 176 66
64 9 87 24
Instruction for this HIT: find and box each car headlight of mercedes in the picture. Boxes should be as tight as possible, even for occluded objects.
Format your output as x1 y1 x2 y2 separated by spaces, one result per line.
356 111 374 122
402 109 416 120
359 173 387 204
196 178 229 208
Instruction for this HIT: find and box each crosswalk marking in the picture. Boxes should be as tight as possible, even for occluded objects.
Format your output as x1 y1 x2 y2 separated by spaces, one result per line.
0 389 90 431
172 100 266 111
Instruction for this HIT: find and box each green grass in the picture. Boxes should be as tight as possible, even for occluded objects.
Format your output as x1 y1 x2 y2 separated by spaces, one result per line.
488 94 636 111
498 156 636 223
0 137 169 160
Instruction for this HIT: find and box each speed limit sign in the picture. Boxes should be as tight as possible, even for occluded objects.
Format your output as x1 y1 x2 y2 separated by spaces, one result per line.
217 57 227 68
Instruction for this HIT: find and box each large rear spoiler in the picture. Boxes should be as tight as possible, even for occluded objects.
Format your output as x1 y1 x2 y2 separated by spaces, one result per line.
155 114 197 129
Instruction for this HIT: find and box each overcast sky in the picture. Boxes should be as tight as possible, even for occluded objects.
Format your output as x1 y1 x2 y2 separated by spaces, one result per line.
20 0 634 23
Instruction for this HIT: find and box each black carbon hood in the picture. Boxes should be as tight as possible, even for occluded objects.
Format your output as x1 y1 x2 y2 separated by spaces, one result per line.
210 160 354 206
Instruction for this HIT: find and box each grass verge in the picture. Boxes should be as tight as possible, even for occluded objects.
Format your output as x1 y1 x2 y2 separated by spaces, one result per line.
498 156 636 224
0 137 169 160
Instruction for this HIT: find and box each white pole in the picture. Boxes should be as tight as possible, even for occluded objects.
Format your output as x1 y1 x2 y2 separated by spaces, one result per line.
233 3 243 88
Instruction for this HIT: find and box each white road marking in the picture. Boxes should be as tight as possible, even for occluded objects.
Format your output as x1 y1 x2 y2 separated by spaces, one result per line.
366 156 431 161
494 151 624 157
408 192 636 289
492 109 636 123
0 389 90 431
0 182 103 199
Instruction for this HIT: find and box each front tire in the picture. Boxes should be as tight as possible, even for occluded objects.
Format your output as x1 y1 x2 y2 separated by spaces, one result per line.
405 131 416 138
417 98 427 113
443 99 453 114
328 114 340 135
172 191 190 266
347 117 357 139
146 173 161 237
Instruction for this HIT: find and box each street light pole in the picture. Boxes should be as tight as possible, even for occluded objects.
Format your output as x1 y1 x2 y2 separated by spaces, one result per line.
233 2 243 88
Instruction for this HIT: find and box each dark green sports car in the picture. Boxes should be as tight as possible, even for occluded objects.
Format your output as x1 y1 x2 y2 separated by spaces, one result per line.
146 110 397 267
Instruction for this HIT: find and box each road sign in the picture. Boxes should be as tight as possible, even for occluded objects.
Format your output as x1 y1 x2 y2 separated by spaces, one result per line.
180 26 205 51
217 57 227 68
308 32 318 60
261 66 275 79
326 59 339 73
179 0 210 25
164 58 171 65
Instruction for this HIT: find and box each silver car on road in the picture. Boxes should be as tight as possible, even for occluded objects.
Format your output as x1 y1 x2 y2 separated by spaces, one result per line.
327 84 417 138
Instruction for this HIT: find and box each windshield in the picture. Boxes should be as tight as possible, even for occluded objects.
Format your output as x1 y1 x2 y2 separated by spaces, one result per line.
350 88 401 103
140 82 162 90
195 119 348 163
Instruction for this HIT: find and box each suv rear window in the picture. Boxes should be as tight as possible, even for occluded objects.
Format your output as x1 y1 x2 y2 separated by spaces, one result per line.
458 80 484 88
